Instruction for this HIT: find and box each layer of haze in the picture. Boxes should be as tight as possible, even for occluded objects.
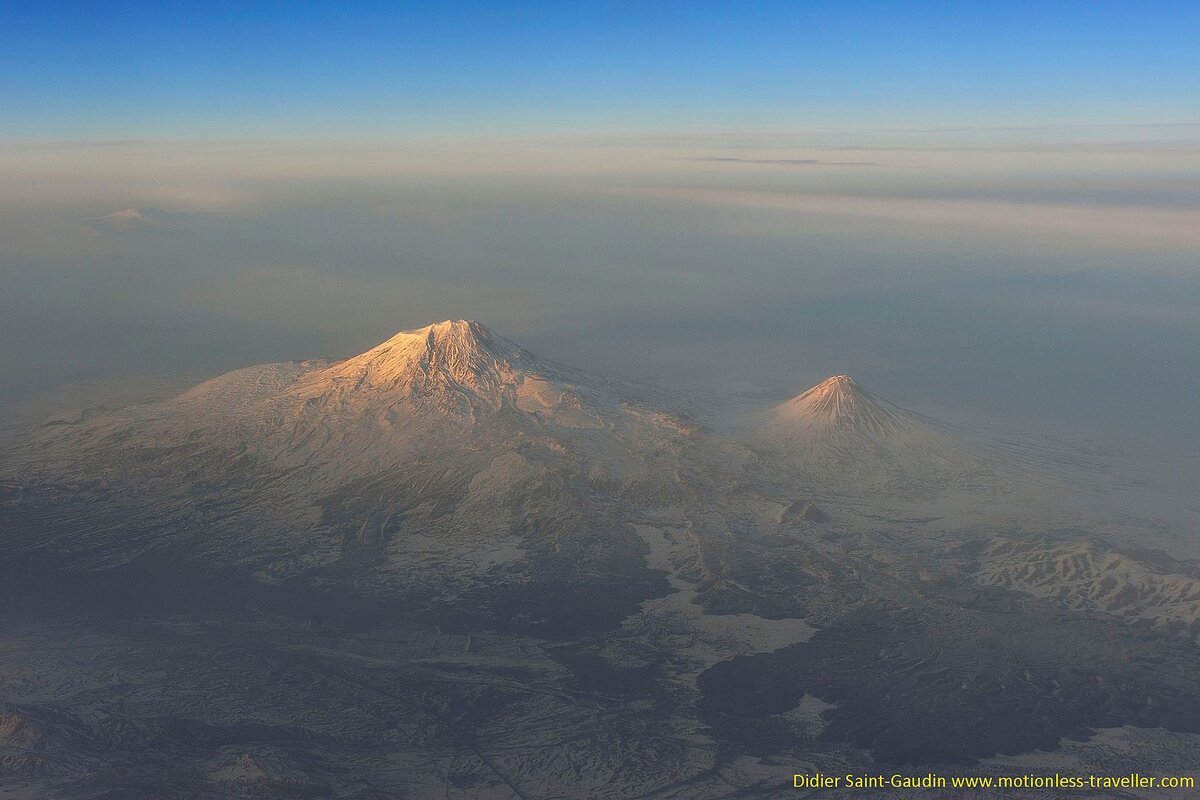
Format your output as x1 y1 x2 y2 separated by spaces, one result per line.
2 131 1197 451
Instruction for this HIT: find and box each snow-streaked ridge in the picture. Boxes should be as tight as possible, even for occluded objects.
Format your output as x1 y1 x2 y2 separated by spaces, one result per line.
295 320 554 414
771 374 910 436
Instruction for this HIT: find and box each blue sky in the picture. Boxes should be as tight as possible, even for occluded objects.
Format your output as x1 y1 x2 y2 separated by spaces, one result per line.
3 1 1198 139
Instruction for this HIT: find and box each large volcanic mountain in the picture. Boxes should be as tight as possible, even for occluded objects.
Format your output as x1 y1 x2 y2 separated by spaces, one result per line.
15 320 641 487
2 320 703 619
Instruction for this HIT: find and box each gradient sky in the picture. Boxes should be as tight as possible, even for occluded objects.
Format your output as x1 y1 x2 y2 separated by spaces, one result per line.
3 1 1198 139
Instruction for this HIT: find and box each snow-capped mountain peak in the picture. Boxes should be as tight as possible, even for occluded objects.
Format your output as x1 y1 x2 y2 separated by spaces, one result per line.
348 319 530 381
772 374 907 436
295 320 561 416
760 373 1000 495
88 207 165 230
104 208 156 223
